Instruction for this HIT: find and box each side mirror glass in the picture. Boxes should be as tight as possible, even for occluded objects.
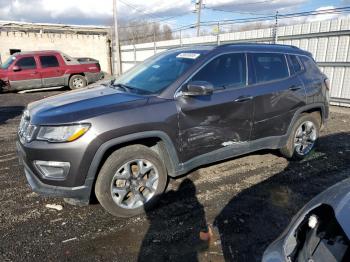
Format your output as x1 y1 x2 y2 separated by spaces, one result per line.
12 66 21 72
180 81 214 97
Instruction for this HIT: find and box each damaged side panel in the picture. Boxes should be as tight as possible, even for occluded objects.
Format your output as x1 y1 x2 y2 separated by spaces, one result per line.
176 88 254 163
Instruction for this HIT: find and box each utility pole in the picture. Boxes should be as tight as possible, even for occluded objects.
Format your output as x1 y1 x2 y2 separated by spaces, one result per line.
113 0 122 76
196 0 202 37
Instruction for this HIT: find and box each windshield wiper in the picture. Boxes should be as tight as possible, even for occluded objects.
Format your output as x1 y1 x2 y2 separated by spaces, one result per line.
112 82 153 95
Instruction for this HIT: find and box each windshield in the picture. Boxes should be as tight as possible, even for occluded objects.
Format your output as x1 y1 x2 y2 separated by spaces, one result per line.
113 50 207 94
1 55 16 69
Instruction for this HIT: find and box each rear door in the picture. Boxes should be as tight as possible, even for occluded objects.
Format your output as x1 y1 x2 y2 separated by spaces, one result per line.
38 55 65 87
176 52 254 162
8 56 42 90
248 52 306 140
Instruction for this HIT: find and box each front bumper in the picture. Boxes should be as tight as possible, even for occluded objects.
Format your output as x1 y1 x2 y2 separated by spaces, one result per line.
16 139 95 204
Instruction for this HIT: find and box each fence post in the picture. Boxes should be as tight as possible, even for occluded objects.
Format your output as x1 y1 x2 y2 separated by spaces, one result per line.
132 36 136 65
273 11 279 44
180 29 183 47
153 29 157 54
217 22 220 46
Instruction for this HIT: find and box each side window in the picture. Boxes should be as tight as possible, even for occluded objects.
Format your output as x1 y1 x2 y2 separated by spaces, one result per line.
252 53 289 83
300 56 320 74
40 55 59 68
289 55 302 74
15 57 36 70
191 53 246 89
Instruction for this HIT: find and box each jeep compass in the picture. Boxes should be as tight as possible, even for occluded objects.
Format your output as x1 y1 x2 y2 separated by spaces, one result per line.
16 43 330 217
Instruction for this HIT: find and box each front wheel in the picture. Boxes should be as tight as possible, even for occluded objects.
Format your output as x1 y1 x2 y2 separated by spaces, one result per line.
95 145 168 217
280 114 320 160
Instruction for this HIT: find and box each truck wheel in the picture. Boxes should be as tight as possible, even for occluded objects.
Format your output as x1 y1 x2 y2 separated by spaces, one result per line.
95 145 168 217
69 75 87 90
280 113 320 160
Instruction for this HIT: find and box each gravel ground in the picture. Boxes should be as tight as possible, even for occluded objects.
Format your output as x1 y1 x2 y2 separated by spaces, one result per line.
0 90 349 262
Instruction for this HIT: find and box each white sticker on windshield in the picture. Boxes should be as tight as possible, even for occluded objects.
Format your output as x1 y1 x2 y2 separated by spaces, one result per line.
152 65 160 69
176 53 200 59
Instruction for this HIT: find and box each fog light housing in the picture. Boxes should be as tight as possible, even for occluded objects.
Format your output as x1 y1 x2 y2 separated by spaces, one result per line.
34 161 70 180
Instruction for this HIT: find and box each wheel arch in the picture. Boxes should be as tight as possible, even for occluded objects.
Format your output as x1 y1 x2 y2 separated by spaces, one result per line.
84 131 180 201
286 103 326 138
65 73 86 86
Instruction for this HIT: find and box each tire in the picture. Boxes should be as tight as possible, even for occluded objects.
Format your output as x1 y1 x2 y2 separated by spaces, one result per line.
280 113 320 160
69 75 87 90
95 145 168 217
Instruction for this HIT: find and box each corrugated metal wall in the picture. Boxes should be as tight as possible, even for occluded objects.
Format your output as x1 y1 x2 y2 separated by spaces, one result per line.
121 18 350 107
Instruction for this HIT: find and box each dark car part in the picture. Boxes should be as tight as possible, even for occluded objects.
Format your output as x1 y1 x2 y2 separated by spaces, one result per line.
16 43 329 217
291 205 349 262
94 145 168 217
280 112 321 159
263 176 350 262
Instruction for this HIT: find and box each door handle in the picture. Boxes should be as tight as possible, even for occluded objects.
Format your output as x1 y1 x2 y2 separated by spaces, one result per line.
234 96 253 102
289 85 302 91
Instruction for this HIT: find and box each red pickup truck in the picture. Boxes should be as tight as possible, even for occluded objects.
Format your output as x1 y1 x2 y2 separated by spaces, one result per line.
0 50 102 91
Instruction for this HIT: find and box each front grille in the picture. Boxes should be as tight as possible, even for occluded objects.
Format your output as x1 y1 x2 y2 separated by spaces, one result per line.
18 110 36 143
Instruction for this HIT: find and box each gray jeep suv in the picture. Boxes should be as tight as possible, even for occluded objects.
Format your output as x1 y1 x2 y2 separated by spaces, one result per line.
16 43 330 217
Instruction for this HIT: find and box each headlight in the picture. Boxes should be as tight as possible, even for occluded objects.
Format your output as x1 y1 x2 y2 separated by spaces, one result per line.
36 124 90 142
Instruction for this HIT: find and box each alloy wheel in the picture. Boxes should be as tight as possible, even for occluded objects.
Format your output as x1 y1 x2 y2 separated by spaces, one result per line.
294 121 317 156
110 159 159 209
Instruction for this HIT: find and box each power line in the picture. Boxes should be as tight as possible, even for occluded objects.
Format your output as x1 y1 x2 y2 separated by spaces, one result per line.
204 7 272 16
119 13 190 29
119 0 161 21
120 6 350 43
118 0 191 29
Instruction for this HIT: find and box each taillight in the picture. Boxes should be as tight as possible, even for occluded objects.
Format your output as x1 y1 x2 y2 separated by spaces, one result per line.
324 78 330 91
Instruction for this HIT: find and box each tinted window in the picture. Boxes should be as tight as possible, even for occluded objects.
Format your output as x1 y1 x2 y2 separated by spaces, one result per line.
252 53 289 83
40 56 59 68
289 55 302 74
16 57 36 70
300 56 320 74
115 50 208 94
192 53 246 89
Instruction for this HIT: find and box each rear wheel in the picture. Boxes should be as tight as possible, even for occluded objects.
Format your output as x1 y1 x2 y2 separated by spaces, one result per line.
95 145 168 217
69 75 87 90
280 113 320 159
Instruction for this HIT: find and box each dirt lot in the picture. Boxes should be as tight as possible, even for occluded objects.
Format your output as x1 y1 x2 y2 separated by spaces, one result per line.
0 90 349 262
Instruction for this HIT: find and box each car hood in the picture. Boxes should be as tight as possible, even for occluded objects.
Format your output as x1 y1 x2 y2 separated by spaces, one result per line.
27 85 149 124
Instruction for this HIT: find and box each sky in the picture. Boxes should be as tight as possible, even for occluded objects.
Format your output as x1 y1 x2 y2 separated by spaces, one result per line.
0 0 349 29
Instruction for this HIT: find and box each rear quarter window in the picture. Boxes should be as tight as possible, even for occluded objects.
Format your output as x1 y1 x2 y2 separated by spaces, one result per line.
252 53 289 83
300 56 321 74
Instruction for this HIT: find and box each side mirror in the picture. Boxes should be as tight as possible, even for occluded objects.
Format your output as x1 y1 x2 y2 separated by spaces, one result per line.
12 66 21 72
180 81 214 97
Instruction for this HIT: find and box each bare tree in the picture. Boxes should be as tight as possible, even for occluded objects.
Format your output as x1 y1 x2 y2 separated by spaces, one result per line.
119 20 173 44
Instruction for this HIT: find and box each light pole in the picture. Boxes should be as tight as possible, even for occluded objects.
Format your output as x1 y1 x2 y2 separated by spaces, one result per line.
113 0 122 76
196 0 202 37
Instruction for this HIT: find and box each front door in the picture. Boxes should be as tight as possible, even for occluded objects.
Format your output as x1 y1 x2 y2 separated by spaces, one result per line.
176 53 254 163
38 55 65 87
8 56 42 90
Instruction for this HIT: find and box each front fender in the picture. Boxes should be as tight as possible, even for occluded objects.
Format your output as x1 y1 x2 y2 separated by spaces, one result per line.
85 131 180 192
